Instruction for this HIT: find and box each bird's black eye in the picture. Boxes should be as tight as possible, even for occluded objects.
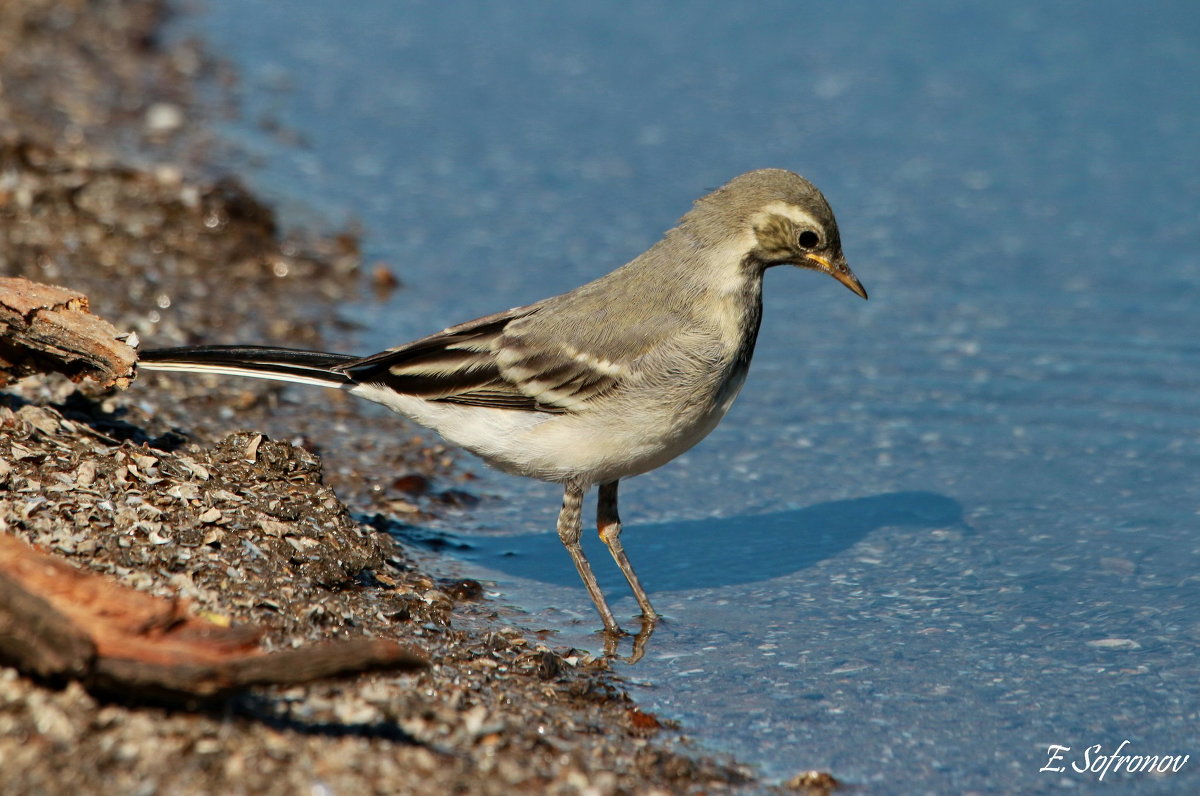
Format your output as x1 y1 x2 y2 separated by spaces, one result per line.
797 230 821 249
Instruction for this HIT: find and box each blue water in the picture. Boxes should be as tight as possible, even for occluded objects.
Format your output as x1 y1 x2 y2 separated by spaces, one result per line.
182 2 1200 791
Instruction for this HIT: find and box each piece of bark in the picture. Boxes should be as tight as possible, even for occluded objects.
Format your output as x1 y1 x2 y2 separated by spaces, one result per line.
91 638 428 700
0 276 137 388
0 535 427 702
0 570 97 680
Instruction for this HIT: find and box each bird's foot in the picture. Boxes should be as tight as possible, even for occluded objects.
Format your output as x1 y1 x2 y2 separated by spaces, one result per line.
600 613 658 664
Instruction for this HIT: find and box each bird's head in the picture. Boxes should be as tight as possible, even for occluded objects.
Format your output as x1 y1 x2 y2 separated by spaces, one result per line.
687 169 868 300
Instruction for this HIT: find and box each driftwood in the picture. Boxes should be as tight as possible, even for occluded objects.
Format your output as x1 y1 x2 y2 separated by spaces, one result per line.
0 276 137 388
0 535 427 702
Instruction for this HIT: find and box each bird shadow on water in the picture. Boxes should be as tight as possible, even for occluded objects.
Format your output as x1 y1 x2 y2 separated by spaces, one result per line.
401 490 966 593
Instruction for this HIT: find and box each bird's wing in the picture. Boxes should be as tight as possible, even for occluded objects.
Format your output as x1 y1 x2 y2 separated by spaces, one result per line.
339 303 547 410
341 290 675 414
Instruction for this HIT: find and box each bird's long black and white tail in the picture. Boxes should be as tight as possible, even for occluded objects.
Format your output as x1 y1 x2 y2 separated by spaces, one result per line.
138 345 358 389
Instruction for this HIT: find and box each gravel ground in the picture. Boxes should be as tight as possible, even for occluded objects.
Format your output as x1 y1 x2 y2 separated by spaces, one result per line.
0 2 775 793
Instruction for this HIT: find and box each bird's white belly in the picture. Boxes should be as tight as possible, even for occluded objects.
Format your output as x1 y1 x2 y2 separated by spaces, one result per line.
348 384 554 470
350 367 748 487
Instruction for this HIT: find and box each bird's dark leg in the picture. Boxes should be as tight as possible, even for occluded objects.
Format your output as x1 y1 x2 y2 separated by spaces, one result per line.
557 482 620 634
597 480 659 625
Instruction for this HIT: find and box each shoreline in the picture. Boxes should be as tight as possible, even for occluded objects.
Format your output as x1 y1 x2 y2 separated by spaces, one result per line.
0 2 764 792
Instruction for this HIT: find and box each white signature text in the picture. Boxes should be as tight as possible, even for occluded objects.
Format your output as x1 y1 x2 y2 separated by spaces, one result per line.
1041 741 1189 781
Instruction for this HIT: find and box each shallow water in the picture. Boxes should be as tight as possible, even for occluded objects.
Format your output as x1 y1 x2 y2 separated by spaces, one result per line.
184 2 1200 791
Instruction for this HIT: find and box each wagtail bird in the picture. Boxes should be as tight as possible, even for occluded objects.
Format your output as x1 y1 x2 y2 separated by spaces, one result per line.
140 169 867 636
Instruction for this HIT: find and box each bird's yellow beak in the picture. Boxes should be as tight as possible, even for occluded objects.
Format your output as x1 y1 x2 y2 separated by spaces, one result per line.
804 253 868 300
